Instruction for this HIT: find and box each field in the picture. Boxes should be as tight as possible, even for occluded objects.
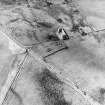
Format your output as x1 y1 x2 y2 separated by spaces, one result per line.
0 0 105 105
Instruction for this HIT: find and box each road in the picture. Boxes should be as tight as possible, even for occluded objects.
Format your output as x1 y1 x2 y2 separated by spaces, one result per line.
45 36 105 104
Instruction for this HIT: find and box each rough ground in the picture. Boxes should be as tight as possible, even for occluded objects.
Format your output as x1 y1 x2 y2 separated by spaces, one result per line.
0 0 105 105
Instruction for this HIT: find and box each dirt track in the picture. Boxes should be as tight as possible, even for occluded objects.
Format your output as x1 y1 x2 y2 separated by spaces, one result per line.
1 0 105 105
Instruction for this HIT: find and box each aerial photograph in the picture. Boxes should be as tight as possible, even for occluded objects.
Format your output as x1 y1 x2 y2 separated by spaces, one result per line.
0 0 105 105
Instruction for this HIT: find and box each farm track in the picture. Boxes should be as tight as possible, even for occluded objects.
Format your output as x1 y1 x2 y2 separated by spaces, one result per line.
0 33 100 105
1 1 105 105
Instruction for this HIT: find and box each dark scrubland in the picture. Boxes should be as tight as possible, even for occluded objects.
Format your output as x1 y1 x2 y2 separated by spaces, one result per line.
35 68 72 105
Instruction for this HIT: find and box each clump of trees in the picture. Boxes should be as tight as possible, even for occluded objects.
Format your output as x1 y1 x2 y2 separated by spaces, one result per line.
0 0 29 5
